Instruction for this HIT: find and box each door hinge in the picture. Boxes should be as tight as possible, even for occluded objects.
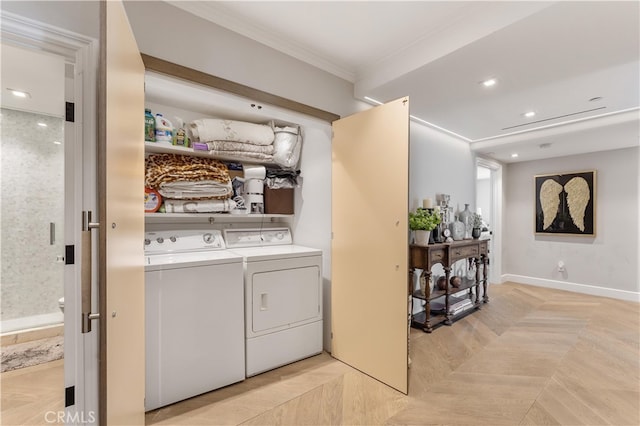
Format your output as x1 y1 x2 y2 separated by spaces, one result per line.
65 245 75 265
65 386 75 407
65 102 75 122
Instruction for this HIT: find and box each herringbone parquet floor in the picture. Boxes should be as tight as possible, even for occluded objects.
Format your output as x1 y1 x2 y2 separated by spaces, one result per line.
2 282 638 425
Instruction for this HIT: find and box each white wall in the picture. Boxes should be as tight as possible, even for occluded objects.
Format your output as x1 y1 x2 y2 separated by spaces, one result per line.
410 122 476 214
409 121 477 310
123 1 364 118
504 146 639 301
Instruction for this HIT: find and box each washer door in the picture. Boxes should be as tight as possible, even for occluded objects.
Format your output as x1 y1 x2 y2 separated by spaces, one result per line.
251 265 321 334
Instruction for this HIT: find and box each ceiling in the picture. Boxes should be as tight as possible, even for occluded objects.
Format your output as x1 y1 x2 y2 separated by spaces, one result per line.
0 43 66 117
168 1 640 163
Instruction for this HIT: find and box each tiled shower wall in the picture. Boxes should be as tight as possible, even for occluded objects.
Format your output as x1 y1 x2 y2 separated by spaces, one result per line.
1 108 64 321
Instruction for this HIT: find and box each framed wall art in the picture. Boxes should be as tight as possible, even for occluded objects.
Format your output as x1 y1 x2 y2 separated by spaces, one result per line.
535 170 596 236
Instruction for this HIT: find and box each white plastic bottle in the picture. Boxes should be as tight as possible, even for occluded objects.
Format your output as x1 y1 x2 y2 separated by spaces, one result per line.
154 113 173 143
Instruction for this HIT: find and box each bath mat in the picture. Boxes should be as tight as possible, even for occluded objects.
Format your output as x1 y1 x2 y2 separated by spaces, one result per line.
1 336 63 372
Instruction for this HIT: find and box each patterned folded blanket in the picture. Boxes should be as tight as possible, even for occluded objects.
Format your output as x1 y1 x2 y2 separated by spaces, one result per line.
188 119 274 145
145 154 232 199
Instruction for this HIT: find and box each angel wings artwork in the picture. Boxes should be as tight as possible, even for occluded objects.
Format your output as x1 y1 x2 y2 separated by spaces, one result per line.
535 171 595 235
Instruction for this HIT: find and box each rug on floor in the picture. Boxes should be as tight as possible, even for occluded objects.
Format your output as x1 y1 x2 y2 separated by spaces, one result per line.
1 336 63 372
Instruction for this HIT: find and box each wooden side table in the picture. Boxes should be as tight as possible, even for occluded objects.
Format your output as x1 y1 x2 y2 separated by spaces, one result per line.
409 238 489 332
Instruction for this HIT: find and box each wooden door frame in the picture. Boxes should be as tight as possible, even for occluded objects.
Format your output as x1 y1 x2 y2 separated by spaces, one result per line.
476 156 503 284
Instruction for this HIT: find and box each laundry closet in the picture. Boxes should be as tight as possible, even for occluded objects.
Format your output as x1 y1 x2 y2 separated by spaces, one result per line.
141 57 334 410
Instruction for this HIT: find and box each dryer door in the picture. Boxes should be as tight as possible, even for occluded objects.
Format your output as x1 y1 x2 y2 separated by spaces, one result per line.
250 263 321 335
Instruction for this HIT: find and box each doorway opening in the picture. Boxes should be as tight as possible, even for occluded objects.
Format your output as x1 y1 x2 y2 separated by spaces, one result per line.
476 157 503 284
0 43 66 371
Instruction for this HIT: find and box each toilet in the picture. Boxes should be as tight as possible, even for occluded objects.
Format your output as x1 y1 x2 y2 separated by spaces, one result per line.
58 297 64 313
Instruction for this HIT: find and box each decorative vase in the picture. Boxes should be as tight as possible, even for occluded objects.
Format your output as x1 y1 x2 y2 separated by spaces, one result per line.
419 274 433 296
458 203 472 239
450 220 465 241
414 230 431 246
472 227 481 239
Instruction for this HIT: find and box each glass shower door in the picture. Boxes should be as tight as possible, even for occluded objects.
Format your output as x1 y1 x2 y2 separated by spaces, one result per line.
0 108 65 338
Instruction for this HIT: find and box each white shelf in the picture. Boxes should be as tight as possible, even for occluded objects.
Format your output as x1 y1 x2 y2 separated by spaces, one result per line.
145 213 292 224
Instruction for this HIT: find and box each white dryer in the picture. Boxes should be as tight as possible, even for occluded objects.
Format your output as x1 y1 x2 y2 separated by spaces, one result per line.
144 230 244 411
224 228 323 377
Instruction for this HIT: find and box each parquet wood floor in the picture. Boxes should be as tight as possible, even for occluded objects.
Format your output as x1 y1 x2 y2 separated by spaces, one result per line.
2 283 638 425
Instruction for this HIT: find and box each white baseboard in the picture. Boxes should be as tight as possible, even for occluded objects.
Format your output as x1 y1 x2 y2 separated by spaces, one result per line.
502 274 640 303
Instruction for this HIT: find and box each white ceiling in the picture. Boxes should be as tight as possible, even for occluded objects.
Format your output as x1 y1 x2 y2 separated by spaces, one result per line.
168 1 640 163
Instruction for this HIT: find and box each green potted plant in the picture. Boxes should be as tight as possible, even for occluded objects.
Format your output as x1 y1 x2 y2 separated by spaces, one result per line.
409 208 441 245
472 212 483 239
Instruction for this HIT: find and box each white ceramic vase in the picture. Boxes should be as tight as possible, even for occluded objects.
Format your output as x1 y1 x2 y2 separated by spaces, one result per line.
414 230 431 246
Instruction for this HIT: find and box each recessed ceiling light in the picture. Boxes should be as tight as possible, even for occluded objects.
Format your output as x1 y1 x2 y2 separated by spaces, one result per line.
481 78 497 87
38 122 48 127
8 88 30 98
53 141 62 145
511 153 519 158
523 111 536 118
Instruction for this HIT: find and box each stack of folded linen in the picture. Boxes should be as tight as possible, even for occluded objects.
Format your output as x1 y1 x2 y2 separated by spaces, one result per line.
189 119 275 163
145 153 236 213
187 119 304 170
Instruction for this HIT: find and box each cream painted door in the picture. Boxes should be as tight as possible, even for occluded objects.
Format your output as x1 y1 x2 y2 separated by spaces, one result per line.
98 1 145 423
331 97 409 394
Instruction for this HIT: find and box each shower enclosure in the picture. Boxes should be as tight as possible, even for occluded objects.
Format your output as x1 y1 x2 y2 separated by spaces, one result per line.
1 108 65 334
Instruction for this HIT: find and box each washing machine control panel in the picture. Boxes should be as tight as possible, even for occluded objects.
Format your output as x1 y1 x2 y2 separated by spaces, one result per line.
144 230 226 254
224 228 292 248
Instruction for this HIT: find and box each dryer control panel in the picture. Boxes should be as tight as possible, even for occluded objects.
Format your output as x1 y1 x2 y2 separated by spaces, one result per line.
224 228 292 248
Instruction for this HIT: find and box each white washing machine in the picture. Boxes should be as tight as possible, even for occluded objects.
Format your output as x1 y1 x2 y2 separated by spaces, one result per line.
224 228 323 377
144 230 245 411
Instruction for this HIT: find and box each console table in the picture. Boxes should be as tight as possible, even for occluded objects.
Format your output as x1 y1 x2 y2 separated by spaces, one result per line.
409 238 489 332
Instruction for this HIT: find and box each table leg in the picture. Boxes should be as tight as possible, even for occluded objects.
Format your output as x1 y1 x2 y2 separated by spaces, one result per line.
423 270 433 333
482 255 489 303
444 267 452 325
475 257 482 308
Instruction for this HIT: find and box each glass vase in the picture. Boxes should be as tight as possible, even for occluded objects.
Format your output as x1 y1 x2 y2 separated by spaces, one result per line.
458 203 472 239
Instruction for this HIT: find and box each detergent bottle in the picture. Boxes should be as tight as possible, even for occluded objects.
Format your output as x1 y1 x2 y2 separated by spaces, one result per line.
154 113 173 143
144 108 155 142
172 117 190 147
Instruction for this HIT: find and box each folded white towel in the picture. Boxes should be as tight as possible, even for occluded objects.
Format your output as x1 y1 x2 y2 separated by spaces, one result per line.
188 119 274 145
164 198 237 213
205 141 274 154
158 180 232 200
